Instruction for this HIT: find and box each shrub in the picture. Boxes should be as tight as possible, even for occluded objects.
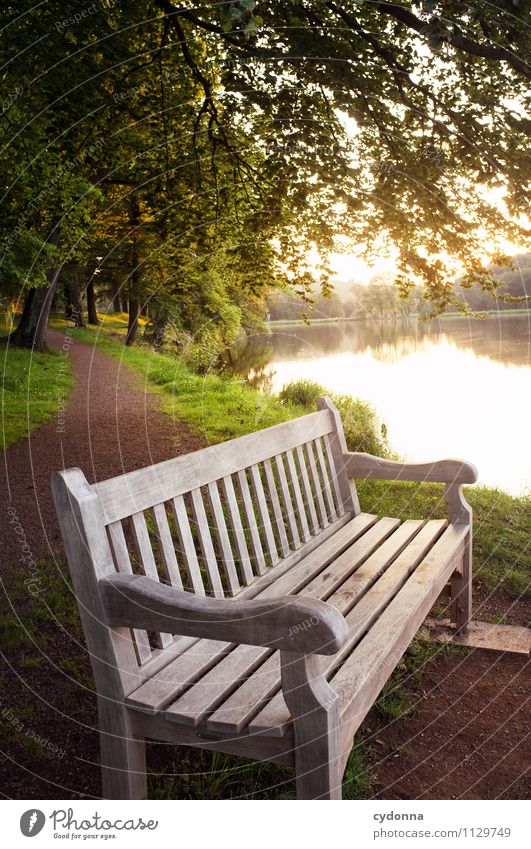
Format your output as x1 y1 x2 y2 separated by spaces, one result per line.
278 379 325 409
278 379 390 457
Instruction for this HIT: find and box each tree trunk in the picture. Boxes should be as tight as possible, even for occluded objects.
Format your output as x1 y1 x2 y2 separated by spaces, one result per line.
11 267 61 351
86 278 99 325
10 228 61 351
121 290 128 313
126 298 139 345
111 281 121 313
64 282 84 327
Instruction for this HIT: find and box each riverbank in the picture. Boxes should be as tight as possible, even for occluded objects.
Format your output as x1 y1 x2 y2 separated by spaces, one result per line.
48 313 530 609
267 308 531 327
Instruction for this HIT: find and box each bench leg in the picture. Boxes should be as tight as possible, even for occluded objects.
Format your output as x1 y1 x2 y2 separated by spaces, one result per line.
281 652 343 800
98 698 147 799
451 530 472 632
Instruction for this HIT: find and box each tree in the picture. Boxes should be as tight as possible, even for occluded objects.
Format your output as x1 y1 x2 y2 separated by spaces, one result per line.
2 1 529 351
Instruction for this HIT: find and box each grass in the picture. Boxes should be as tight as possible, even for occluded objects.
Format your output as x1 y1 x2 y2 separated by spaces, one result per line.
0 343 73 448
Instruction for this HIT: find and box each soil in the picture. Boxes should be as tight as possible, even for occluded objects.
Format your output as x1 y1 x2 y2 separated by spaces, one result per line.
370 650 530 800
0 327 529 800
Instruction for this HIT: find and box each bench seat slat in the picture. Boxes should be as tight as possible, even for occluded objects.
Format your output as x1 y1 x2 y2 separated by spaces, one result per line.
248 519 450 736
208 519 430 735
125 513 376 715
164 516 396 730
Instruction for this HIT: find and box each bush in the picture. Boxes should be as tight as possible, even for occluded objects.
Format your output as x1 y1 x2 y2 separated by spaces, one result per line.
278 379 390 457
278 379 324 409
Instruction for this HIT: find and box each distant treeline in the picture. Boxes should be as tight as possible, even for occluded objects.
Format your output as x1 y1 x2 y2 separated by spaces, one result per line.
268 254 531 322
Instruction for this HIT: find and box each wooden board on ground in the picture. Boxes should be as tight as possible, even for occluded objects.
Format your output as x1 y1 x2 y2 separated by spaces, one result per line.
426 618 531 655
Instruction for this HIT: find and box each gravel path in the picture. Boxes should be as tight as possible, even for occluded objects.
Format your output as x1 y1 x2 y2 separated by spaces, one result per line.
1 327 201 569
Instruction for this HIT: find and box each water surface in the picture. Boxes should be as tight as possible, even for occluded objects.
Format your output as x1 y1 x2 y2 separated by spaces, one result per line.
232 315 531 496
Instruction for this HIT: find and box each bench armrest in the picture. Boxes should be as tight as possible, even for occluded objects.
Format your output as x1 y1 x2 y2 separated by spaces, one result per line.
343 452 478 485
99 573 348 656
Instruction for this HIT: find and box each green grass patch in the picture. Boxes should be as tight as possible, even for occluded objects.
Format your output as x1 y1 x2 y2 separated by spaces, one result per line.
1 343 73 448
357 479 530 601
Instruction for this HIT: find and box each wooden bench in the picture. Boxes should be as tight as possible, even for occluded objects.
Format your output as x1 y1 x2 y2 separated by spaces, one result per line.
51 397 477 800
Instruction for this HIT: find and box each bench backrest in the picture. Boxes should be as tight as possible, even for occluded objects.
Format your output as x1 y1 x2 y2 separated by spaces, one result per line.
51 397 356 696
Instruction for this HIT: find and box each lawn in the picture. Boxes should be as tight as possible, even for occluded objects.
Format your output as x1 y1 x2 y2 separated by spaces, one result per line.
0 343 73 449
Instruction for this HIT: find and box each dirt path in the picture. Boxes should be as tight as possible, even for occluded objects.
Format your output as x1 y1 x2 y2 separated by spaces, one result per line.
1 327 201 569
0 329 528 800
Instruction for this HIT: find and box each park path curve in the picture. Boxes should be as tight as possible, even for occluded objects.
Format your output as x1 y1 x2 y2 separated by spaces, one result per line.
1 327 201 570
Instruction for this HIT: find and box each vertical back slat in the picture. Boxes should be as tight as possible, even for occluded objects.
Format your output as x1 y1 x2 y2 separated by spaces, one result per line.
323 433 346 517
221 476 254 586
314 437 338 521
131 511 173 648
151 502 183 589
274 454 301 549
305 441 329 529
207 482 241 596
130 511 159 579
295 444 320 535
107 520 152 664
190 488 225 598
171 495 205 595
249 464 279 569
263 457 290 558
285 449 311 542
237 469 267 575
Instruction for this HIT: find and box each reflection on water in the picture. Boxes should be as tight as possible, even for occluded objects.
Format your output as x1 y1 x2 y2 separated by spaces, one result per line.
229 315 531 495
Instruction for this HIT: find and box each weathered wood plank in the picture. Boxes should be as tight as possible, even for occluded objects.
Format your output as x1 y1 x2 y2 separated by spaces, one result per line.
323 433 346 517
171 495 205 596
128 513 377 717
314 437 337 521
151 503 183 590
188 520 397 734
275 453 301 549
190 488 225 599
335 525 468 748
131 511 174 649
165 645 274 726
248 519 447 736
236 468 265 576
305 441 329 529
206 481 240 597
94 409 334 524
107 520 152 664
221 475 254 586
295 444 320 535
125 639 232 713
285 449 311 542
249 464 279 569
263 457 291 558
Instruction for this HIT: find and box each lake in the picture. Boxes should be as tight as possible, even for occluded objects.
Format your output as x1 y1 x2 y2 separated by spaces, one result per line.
230 314 531 496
